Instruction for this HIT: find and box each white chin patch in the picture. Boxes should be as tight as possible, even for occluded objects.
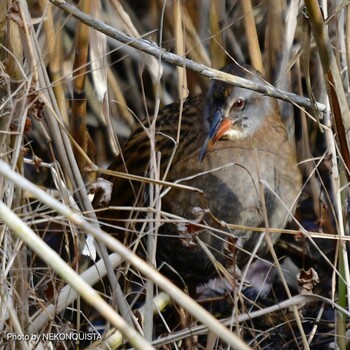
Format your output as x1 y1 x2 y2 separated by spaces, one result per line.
223 129 245 140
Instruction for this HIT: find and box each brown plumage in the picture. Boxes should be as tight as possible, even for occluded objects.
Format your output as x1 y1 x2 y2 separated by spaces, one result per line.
95 63 301 285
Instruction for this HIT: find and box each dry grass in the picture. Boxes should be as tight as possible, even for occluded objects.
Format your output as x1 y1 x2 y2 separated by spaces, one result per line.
0 0 349 349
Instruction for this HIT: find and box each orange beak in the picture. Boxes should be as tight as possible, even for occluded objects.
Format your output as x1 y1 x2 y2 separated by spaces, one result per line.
198 111 232 161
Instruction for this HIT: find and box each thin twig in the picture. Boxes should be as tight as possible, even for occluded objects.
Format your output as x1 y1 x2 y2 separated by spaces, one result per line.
49 0 327 113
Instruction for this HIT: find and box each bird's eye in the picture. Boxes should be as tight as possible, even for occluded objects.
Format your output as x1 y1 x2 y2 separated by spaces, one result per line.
233 97 245 110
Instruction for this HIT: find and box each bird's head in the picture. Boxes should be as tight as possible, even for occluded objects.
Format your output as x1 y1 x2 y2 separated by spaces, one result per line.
199 63 277 161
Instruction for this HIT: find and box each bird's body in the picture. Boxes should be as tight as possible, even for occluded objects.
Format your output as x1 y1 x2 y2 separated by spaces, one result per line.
96 63 301 284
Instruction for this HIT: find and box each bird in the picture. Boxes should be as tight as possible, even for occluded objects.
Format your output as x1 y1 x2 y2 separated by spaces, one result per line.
94 62 302 286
